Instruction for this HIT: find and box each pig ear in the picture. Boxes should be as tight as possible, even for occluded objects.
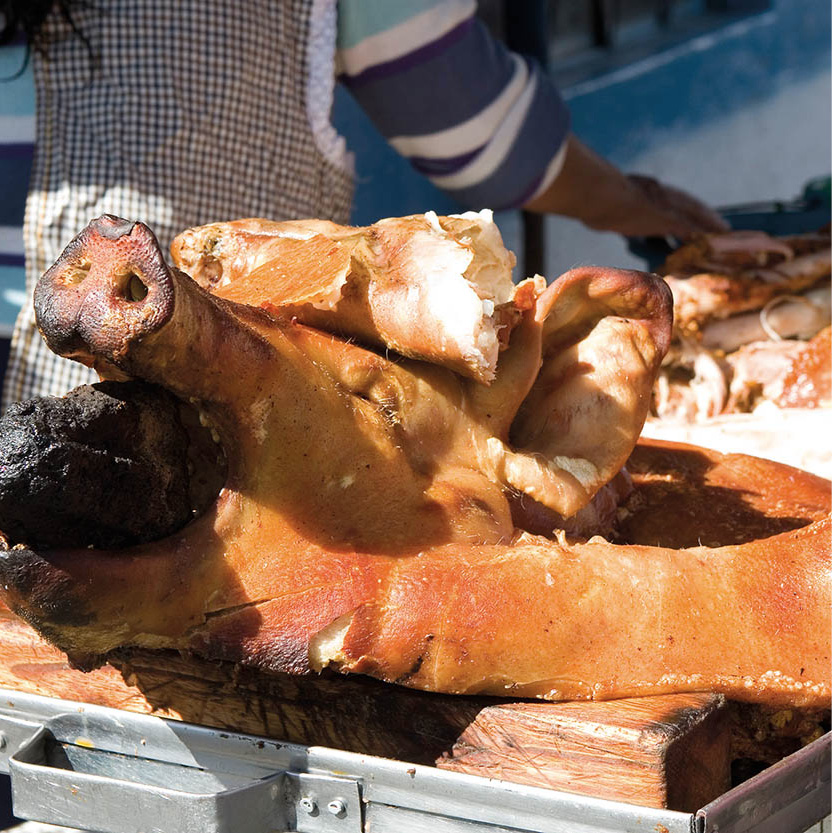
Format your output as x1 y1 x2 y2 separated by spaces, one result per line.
507 267 672 518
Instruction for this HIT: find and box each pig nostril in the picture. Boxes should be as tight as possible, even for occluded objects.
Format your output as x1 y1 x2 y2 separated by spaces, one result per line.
127 273 149 302
61 262 91 286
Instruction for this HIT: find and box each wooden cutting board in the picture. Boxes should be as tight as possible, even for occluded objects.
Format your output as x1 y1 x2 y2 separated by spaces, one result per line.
0 607 731 813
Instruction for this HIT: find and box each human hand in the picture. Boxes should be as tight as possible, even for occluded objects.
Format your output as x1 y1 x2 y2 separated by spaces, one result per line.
624 174 730 240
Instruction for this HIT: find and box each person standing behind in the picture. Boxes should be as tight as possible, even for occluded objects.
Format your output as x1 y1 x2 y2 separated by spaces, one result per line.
0 0 726 407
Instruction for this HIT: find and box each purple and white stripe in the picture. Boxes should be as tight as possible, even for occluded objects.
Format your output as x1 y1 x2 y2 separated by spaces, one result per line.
337 4 570 209
336 0 476 79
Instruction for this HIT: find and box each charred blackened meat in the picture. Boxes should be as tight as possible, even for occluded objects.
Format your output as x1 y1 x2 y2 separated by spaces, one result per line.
0 381 212 549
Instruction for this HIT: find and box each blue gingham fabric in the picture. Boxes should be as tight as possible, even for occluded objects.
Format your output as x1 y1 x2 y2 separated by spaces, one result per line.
2 0 354 407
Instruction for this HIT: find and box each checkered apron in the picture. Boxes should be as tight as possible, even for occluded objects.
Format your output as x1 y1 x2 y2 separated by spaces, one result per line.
3 0 353 407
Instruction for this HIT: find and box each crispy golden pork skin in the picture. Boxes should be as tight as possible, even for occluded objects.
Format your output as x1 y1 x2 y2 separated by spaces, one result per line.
0 215 829 708
170 213 520 384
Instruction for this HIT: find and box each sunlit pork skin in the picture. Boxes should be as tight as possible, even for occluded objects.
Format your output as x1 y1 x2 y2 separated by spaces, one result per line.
172 216 670 520
0 215 829 709
171 212 520 384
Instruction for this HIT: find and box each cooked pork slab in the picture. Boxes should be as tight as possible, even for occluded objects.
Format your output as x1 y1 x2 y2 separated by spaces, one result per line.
171 211 520 383
0 215 827 709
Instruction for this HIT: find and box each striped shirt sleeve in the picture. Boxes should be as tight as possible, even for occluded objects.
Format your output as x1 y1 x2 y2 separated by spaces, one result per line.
336 0 570 210
0 39 34 337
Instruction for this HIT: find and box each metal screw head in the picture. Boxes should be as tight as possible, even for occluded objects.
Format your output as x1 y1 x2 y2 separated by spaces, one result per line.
327 798 347 817
298 796 317 814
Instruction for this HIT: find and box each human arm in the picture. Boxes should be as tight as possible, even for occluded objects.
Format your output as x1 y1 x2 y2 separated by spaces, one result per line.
336 0 570 209
524 134 729 238
336 1 727 239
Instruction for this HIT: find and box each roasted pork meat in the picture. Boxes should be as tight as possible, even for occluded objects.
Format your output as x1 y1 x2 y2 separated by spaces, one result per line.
0 381 225 549
651 229 831 422
171 211 520 384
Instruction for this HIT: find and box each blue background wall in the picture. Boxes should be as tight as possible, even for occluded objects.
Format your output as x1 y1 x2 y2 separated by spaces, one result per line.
332 0 831 278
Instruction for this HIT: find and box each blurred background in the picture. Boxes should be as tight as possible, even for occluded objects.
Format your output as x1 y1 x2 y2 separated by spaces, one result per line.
334 0 831 278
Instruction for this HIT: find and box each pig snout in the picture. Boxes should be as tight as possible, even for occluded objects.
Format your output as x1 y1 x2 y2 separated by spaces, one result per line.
34 215 175 367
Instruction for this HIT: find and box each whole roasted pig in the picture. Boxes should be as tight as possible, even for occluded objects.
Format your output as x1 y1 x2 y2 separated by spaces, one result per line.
0 214 828 708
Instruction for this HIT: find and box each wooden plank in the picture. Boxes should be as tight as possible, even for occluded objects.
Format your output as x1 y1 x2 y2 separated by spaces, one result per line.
0 610 731 811
437 695 730 811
